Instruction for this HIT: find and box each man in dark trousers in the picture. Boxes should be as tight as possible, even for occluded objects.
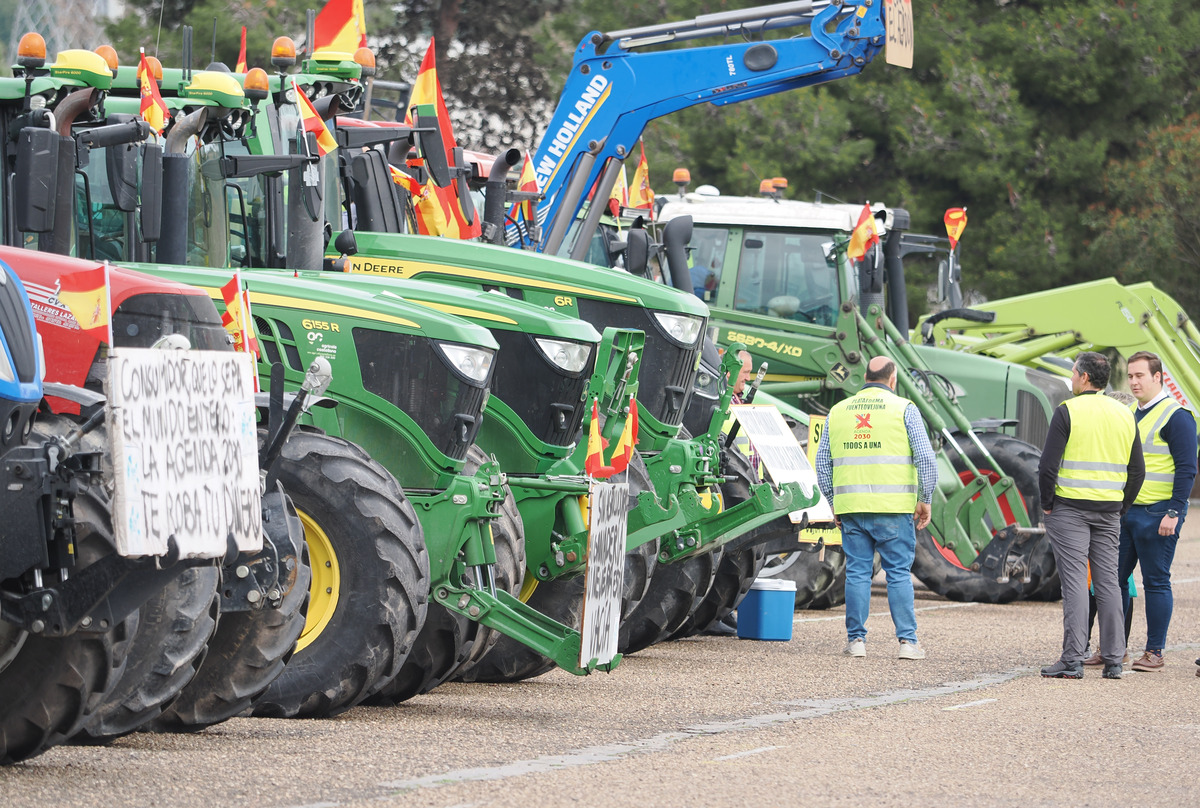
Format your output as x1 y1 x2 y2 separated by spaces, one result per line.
816 355 936 660
1038 351 1144 680
1115 350 1197 672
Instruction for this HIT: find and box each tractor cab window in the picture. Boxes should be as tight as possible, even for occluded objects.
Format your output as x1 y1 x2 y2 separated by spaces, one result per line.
75 151 129 262
733 229 839 326
182 140 231 267
689 226 728 301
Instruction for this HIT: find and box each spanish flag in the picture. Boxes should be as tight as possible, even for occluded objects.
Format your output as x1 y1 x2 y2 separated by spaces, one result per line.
584 397 638 479
628 140 654 217
312 0 367 53
405 39 481 239
607 165 629 218
389 164 426 199
220 273 258 357
138 49 169 135
944 207 968 250
57 264 110 332
509 151 540 227
293 77 338 157
846 202 879 264
235 26 248 73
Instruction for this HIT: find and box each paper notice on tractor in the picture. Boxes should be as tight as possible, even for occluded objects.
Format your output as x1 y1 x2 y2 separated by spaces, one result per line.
580 481 627 668
106 349 262 559
730 404 834 525
884 0 914 69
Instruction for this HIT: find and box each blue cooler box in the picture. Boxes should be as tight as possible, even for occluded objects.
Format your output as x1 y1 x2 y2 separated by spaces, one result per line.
737 578 796 641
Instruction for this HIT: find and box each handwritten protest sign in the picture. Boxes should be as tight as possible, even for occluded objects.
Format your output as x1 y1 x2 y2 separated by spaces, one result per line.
106 349 261 558
580 481 627 668
730 404 834 524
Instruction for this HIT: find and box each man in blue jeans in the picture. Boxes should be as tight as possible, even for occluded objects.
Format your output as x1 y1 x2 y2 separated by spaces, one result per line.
816 356 937 659
1118 351 1197 672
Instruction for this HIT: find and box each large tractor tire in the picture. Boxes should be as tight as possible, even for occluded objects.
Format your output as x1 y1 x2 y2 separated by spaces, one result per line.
0 468 129 763
671 448 774 638
618 549 719 655
152 489 311 730
251 431 428 719
76 565 220 741
372 446 526 699
912 432 1054 603
456 454 659 684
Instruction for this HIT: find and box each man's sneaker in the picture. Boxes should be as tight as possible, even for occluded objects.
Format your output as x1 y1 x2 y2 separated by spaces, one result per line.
898 640 925 660
1084 649 1129 666
1102 664 1123 680
1132 651 1165 671
1041 660 1084 679
843 638 866 658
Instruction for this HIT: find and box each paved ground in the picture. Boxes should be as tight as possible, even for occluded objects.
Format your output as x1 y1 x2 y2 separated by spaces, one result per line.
5 529 1200 807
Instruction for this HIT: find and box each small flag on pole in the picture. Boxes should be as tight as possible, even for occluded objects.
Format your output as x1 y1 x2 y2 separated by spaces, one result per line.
293 77 338 157
847 203 879 264
944 207 968 250
235 27 248 73
137 49 170 135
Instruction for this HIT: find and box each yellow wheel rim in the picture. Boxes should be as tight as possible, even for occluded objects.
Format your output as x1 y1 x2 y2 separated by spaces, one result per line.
296 509 341 653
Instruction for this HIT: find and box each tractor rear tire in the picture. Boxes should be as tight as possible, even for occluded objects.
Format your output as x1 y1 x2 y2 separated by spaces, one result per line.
251 431 428 718
912 432 1052 603
618 549 718 655
0 478 127 763
151 489 311 730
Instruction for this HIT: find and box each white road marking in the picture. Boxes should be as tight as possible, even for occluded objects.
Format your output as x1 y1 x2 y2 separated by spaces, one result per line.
793 601 978 624
943 698 998 711
379 667 1029 793
712 746 780 761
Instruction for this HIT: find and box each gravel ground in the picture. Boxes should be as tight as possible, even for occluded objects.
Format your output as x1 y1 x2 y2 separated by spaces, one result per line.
4 528 1199 807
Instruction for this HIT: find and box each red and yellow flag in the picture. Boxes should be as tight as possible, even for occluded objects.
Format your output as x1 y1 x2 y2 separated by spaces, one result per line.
313 0 367 53
389 164 426 198
138 50 170 135
628 141 654 217
847 202 879 264
235 26 248 73
220 274 258 357
509 151 540 226
584 397 638 479
293 77 338 157
944 207 968 250
404 39 481 239
57 264 110 331
607 165 629 218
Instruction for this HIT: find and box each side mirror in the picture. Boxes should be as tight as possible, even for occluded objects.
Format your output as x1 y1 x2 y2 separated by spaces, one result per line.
936 259 948 303
140 143 163 242
334 228 358 256
625 228 650 276
106 141 140 213
452 146 476 226
14 127 60 233
412 108 450 187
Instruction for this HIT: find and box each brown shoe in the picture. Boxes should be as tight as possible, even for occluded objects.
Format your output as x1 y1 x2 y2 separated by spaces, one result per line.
1131 651 1165 672
1083 650 1105 667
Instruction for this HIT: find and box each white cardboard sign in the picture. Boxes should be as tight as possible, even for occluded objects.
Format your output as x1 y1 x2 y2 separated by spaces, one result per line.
730 404 834 524
579 481 628 668
106 349 262 559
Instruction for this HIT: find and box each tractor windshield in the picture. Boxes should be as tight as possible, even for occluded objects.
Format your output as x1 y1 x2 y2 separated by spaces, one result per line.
721 227 841 327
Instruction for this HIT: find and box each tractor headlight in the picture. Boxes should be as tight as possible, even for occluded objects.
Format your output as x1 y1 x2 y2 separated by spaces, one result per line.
652 312 703 347
436 341 494 384
534 338 591 374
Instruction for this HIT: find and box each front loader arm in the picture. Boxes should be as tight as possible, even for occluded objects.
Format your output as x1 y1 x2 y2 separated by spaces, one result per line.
532 0 893 255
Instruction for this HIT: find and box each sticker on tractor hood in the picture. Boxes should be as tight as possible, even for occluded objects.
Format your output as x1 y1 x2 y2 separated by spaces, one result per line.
24 278 84 331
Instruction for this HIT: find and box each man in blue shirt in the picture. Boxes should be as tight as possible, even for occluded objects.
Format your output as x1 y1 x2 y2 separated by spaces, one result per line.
1117 351 1197 672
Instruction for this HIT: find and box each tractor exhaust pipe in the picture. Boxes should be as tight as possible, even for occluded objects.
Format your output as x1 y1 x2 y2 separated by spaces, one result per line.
482 148 520 244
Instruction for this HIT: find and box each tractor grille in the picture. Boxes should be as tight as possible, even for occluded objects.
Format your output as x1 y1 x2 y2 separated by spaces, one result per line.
353 328 488 462
575 298 702 427
489 329 593 447
1015 389 1049 448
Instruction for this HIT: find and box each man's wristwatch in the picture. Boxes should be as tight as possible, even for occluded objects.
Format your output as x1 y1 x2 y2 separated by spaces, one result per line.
1166 509 1179 519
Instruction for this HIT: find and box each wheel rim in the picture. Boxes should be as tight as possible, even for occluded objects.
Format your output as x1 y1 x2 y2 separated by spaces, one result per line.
296 509 341 653
0 620 27 674
759 552 804 578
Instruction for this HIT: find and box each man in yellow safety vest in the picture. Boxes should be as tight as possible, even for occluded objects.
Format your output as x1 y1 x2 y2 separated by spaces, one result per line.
1115 351 1197 672
1038 351 1144 680
815 356 936 660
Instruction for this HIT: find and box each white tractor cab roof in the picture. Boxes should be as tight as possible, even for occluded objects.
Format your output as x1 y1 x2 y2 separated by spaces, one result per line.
657 188 892 236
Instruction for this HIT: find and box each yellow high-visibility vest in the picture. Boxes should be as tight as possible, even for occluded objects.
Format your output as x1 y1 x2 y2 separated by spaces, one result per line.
827 386 917 515
1133 397 1181 505
1055 393 1137 502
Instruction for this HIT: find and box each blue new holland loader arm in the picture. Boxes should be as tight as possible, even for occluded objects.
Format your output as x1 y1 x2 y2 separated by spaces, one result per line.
517 0 908 256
